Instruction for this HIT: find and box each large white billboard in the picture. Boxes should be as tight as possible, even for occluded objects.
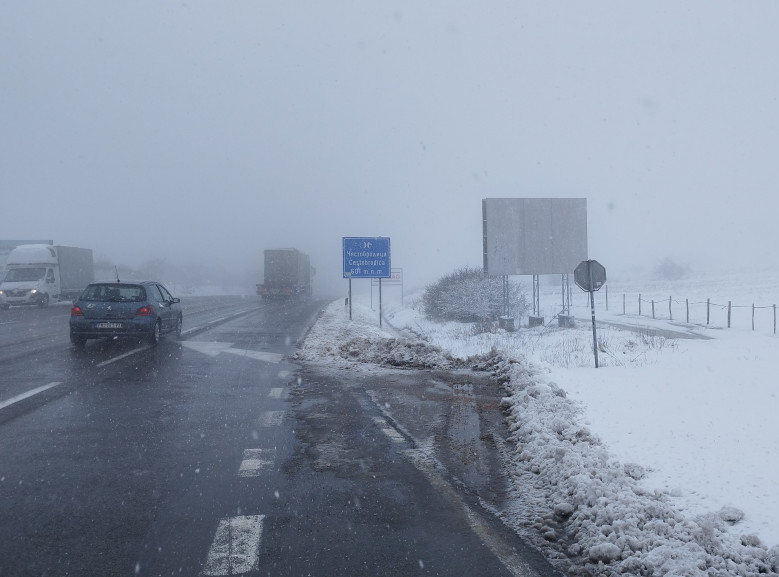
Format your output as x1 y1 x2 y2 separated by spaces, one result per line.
482 198 588 275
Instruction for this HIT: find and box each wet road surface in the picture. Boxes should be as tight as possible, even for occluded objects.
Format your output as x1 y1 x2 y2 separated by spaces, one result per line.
0 297 561 576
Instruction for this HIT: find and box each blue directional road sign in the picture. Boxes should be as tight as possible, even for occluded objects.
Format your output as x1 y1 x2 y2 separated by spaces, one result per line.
343 237 391 278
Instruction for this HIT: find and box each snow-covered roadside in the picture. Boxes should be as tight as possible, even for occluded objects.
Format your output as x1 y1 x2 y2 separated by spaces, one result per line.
297 295 779 576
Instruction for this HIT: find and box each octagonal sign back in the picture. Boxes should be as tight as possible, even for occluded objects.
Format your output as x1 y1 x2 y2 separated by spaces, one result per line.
574 260 606 292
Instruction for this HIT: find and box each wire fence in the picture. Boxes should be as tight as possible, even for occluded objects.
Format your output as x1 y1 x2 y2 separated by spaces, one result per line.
574 286 778 334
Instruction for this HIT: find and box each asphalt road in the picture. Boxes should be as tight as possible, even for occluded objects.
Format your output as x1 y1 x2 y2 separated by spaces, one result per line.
0 297 561 577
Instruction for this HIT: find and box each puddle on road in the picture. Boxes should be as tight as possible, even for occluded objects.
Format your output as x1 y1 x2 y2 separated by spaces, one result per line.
365 371 510 508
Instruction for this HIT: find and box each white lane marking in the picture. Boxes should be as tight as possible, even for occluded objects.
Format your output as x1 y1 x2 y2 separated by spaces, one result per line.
202 514 265 576
406 450 541 577
224 348 283 363
181 341 235 357
96 345 150 367
0 382 63 410
258 410 285 427
373 416 406 443
181 341 283 363
237 448 276 477
268 387 285 399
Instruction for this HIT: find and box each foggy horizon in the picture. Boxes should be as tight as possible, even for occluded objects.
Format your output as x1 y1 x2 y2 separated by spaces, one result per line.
3 3 778 296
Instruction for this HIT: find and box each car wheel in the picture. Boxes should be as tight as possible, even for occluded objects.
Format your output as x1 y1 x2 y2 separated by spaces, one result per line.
150 320 161 345
70 333 87 347
38 293 50 307
175 314 183 339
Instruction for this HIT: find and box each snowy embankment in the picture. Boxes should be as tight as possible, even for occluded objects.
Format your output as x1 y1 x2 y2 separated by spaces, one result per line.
298 284 779 577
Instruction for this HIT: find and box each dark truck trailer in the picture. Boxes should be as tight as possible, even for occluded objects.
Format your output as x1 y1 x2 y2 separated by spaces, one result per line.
256 248 312 299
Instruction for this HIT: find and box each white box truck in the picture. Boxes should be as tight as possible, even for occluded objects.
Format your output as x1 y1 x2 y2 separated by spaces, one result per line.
0 244 94 308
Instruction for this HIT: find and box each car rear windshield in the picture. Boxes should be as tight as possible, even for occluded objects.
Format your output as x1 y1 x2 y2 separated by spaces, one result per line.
80 284 146 302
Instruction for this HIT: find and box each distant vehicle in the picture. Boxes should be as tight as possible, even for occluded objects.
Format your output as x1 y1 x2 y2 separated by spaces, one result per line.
0 244 94 308
256 248 313 299
69 281 182 347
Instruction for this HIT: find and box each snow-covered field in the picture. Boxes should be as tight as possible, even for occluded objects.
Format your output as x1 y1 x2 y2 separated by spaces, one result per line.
298 270 779 576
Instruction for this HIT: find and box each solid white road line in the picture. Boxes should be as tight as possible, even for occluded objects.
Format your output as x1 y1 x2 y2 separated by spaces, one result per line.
406 450 541 577
0 382 63 410
237 448 276 477
201 514 265 576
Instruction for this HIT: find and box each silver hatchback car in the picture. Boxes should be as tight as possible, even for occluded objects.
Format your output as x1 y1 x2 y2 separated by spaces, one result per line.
69 281 182 346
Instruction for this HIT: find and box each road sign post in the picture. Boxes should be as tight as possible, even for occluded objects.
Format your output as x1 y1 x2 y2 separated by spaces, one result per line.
574 260 607 368
343 237 391 327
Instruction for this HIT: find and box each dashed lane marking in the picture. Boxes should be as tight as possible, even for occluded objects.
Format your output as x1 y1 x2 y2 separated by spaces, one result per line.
97 345 150 367
0 382 64 410
372 416 406 443
237 448 276 477
257 410 285 427
201 514 265 576
268 387 285 399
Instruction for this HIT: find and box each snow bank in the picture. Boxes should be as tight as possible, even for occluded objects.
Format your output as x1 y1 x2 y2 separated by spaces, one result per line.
298 297 779 576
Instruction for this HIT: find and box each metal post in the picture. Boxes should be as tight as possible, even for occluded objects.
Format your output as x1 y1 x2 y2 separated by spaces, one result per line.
669 297 672 321
588 261 599 369
349 279 352 320
561 274 565 314
686 299 689 324
503 275 510 316
728 301 731 328
379 278 383 328
532 274 540 316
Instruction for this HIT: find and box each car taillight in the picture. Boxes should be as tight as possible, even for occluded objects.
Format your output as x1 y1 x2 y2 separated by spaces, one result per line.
135 305 154 317
71 305 84 316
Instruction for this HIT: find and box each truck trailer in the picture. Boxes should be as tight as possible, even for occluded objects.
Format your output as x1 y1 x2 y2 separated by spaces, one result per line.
0 244 94 308
256 248 312 299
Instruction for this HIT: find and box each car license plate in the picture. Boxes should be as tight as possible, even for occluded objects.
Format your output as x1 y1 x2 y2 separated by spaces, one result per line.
96 322 123 329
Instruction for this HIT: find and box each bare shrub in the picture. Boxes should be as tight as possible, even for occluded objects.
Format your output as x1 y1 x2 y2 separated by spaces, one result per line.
422 266 529 323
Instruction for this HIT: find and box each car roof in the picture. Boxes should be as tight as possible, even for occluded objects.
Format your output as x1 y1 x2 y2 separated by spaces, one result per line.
87 280 160 286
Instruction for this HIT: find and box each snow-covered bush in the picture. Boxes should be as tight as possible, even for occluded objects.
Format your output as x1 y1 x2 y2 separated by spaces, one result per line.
422 266 529 323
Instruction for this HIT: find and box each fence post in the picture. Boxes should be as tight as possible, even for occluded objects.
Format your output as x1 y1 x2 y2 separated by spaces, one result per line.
707 298 710 325
728 301 731 328
651 300 655 319
752 304 755 331
669 296 673 321
686 298 689 324
623 293 626 315
639 294 642 316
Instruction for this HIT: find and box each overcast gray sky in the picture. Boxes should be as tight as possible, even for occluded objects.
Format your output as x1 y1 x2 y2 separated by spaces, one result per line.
2 2 778 294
